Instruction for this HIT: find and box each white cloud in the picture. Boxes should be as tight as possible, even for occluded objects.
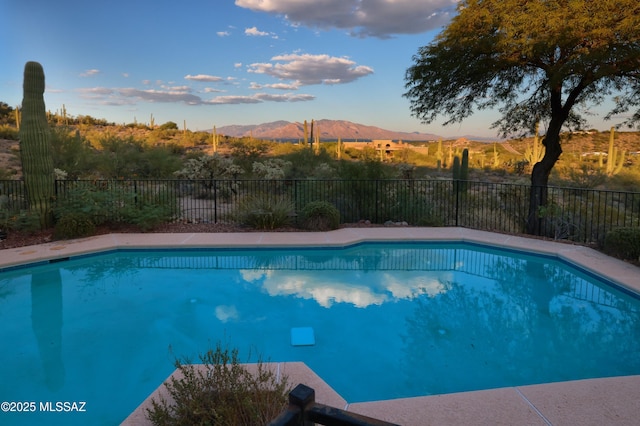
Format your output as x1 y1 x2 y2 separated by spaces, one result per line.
248 269 448 308
217 31 230 37
185 74 224 82
118 88 203 105
79 69 100 77
245 26 270 36
250 81 300 90
203 87 224 93
215 305 239 322
248 53 373 86
207 95 262 105
235 0 458 38
162 85 191 92
78 87 114 96
207 92 314 104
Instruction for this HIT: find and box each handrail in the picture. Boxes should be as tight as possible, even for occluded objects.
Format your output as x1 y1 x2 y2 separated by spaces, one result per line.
268 384 400 426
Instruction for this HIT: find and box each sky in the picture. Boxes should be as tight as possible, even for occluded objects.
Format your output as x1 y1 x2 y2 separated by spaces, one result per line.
0 0 620 138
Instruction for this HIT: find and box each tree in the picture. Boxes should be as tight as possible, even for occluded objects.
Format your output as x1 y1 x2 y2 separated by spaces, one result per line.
404 0 640 235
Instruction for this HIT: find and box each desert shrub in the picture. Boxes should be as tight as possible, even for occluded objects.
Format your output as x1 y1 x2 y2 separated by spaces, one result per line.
49 127 99 179
54 184 115 226
1 208 41 234
54 212 96 239
252 159 291 180
147 343 289 426
603 227 640 262
234 194 294 230
120 198 174 231
55 182 176 229
300 201 340 231
0 125 19 140
280 148 334 179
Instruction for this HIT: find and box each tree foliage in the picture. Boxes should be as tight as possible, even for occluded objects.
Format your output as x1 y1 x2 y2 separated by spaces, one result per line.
404 0 640 234
405 0 640 135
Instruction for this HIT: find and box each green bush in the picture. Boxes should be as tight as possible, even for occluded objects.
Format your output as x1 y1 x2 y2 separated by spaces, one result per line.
300 201 340 231
121 199 174 231
234 194 294 230
54 212 96 239
603 227 640 262
55 183 176 230
147 342 289 426
0 209 42 234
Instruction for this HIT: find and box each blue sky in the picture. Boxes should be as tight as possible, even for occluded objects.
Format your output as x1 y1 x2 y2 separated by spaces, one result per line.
0 0 617 137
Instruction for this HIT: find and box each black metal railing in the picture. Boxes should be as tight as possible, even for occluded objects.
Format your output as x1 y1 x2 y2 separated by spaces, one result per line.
1 178 638 245
268 384 399 426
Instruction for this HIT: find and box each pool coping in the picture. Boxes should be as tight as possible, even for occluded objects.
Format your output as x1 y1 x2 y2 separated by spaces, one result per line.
2 227 640 425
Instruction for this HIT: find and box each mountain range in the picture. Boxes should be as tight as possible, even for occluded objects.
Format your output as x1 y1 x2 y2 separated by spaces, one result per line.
216 119 455 141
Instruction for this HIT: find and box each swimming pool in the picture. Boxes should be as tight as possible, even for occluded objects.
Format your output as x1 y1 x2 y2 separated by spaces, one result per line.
1 240 639 425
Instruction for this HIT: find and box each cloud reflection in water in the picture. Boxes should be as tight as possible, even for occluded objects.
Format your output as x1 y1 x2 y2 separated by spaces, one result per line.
241 269 450 308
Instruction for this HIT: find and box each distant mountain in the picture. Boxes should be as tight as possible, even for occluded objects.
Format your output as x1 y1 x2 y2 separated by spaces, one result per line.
216 119 443 141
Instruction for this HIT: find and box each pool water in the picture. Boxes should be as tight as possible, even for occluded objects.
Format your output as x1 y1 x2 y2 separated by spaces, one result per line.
1 242 639 425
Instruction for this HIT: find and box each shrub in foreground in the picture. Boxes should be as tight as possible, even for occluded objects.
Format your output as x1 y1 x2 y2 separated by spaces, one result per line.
147 343 289 426
299 201 340 231
603 227 640 262
54 212 96 239
233 194 294 230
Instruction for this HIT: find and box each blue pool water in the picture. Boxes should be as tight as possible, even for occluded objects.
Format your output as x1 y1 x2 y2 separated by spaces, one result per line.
1 242 639 425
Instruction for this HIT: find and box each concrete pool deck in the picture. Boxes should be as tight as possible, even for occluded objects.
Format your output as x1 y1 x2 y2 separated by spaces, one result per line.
2 227 639 425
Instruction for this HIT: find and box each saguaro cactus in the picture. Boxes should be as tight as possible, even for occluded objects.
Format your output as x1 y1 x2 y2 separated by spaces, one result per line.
606 126 625 176
524 122 545 168
435 139 444 170
313 121 320 155
212 125 218 153
461 148 469 181
19 61 55 229
492 143 500 168
303 120 309 146
15 107 21 130
452 149 469 193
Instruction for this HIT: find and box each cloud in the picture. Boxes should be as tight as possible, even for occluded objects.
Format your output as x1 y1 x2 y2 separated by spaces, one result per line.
185 74 224 82
118 88 203 105
78 87 115 97
203 87 224 93
235 0 457 38
248 53 373 85
207 92 314 104
245 26 270 36
217 31 230 37
250 82 300 90
245 269 448 308
254 93 314 102
162 85 191 91
76 74 316 107
79 69 100 77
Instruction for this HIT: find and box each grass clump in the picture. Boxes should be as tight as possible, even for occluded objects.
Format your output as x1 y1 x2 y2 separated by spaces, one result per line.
147 343 290 426
234 194 294 230
299 201 340 231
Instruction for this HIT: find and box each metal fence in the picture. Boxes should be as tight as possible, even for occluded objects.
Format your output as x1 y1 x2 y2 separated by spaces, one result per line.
1 178 639 245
